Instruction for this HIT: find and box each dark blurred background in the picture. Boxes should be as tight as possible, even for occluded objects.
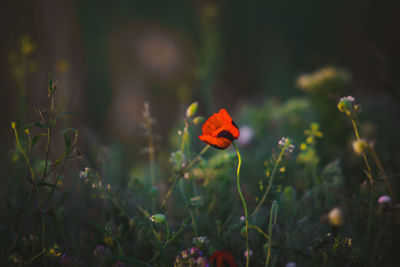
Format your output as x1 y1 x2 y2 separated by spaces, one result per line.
1 0 400 168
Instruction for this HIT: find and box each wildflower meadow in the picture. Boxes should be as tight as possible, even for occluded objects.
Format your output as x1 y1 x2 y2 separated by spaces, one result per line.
1 1 400 266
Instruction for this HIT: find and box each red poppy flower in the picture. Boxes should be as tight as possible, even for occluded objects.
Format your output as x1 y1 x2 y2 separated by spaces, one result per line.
199 109 240 149
210 251 237 267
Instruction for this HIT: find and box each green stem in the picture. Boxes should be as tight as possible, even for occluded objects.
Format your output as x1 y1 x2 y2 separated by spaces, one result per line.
42 159 66 211
351 119 372 176
366 181 374 252
165 219 170 240
351 118 374 253
148 219 187 264
249 224 270 240
184 145 210 171
178 179 198 237
160 145 210 210
9 128 36 254
233 142 249 267
369 147 396 204
266 201 278 267
9 186 34 254
13 128 35 181
251 142 289 216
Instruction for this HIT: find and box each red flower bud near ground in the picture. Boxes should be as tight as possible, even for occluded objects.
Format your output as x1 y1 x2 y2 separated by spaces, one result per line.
210 251 237 267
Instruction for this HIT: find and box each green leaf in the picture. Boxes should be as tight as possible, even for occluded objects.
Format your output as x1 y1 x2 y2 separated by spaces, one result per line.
34 122 47 129
37 182 59 190
64 132 71 154
61 128 77 154
31 133 47 147
56 111 75 119
23 122 34 130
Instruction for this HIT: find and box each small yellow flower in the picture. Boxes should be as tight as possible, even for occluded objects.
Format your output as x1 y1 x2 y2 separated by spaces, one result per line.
315 131 323 138
300 143 307 150
21 36 35 55
279 167 286 173
306 136 313 144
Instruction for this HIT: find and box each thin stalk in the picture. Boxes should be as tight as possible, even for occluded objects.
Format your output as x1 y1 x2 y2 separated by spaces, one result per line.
351 118 374 252
41 127 51 183
366 181 374 251
369 147 396 203
13 128 35 181
251 142 289 216
249 225 270 240
233 142 249 267
351 119 372 175
148 219 187 264
184 145 210 171
9 186 34 253
266 201 278 267
42 159 66 210
165 219 170 240
160 145 209 210
9 128 36 254
178 179 198 237
148 123 155 213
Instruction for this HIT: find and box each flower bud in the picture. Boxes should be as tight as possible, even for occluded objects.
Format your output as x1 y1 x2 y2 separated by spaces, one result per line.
150 213 166 224
352 139 369 155
186 102 198 118
328 207 343 226
337 96 355 115
11 121 17 130
192 116 204 125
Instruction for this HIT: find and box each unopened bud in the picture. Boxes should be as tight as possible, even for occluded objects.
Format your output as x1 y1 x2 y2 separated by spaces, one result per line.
186 102 198 118
337 96 355 116
328 207 343 226
150 214 166 224
352 139 369 155
192 116 204 125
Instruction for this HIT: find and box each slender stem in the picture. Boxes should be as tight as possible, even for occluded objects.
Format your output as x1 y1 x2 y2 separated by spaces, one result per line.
184 145 210 171
266 201 278 267
41 214 46 249
9 128 36 254
351 119 372 176
251 142 288 216
42 159 66 210
366 181 374 251
178 179 198 237
41 128 51 183
351 118 374 253
369 147 396 203
160 145 210 210
233 142 249 267
9 186 34 254
148 219 187 264
249 224 270 240
13 128 35 181
165 219 170 240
